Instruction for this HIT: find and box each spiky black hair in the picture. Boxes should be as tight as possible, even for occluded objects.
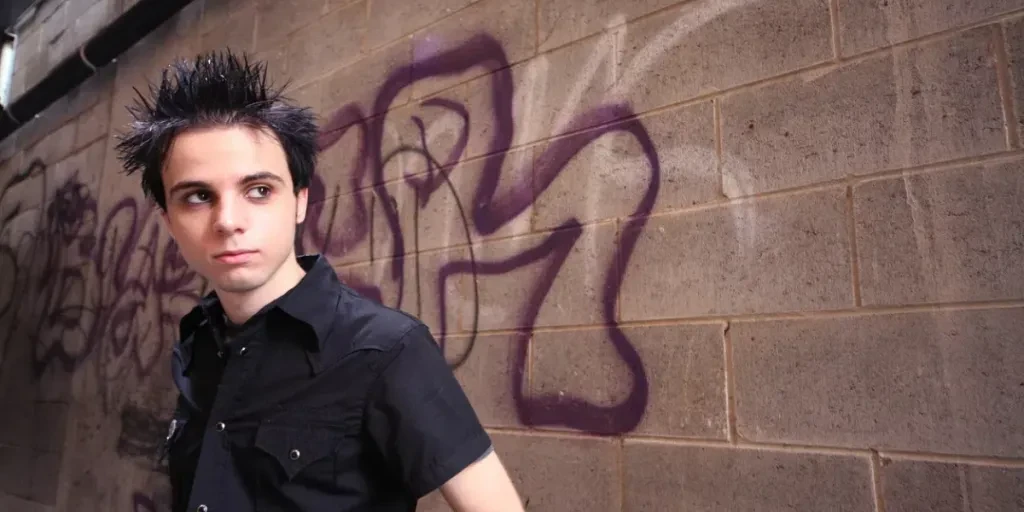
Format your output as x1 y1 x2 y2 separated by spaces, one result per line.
115 49 318 210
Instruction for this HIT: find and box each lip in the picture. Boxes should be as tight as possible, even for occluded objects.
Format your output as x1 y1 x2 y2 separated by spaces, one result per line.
213 250 258 265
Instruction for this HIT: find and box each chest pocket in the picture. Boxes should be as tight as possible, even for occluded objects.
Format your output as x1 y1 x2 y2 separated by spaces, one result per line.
253 422 358 481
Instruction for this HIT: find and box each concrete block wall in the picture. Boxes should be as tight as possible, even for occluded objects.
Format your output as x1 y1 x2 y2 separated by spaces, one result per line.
1 0 1023 510
6 0 133 101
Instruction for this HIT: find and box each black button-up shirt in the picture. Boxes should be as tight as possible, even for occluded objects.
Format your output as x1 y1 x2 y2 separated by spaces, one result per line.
163 254 491 512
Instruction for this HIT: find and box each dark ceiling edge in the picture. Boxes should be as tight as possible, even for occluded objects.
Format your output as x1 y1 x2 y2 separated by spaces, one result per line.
0 0 197 144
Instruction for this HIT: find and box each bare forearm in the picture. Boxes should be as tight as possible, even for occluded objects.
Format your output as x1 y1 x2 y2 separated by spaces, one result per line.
440 450 524 512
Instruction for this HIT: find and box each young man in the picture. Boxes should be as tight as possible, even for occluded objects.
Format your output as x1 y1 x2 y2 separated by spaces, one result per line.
116 50 523 512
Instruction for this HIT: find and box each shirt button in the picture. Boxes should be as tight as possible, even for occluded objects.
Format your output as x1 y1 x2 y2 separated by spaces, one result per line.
239 346 248 356
196 505 208 512
289 449 301 460
215 422 225 432
217 350 224 358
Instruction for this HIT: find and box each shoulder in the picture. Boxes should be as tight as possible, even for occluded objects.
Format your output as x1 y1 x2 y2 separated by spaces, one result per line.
326 284 432 356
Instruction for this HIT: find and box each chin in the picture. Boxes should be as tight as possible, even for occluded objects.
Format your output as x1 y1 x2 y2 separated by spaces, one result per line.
216 279 269 294
209 270 268 294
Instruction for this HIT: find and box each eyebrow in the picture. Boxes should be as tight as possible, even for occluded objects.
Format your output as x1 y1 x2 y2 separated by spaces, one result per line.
166 171 288 197
240 171 287 186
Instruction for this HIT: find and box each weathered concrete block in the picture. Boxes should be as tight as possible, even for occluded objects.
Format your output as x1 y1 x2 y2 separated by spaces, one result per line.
509 31 620 147
317 110 371 195
74 100 111 151
879 459 962 511
366 0 474 50
31 402 69 453
417 149 533 251
39 2 68 63
298 190 373 264
722 27 1006 195
538 0 678 52
25 122 77 168
250 44 291 93
417 246 472 334
533 101 717 230
72 0 117 49
372 181 416 259
620 187 853 320
253 0 330 52
1003 15 1024 145
52 139 105 204
283 1 366 86
531 322 727 438
199 0 240 35
855 160 1024 305
322 39 413 116
14 110 57 159
839 0 1023 56
198 3 257 54
0 445 33 498
409 0 536 98
375 97 477 183
0 399 34 447
879 458 1024 512
491 432 620 512
13 27 42 95
335 254 418 315
447 72 517 160
380 94 475 179
27 450 60 505
618 0 832 114
624 442 875 511
286 79 324 118
9 61 30 103
98 130 150 214
966 465 1024 511
0 493 54 512
51 409 127 512
446 333 523 428
465 222 617 330
0 134 18 166
0 153 47 222
32 366 73 407
732 308 1024 456
62 68 114 131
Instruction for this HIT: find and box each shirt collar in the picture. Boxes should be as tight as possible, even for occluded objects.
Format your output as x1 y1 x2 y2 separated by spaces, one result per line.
177 254 341 353
274 254 343 351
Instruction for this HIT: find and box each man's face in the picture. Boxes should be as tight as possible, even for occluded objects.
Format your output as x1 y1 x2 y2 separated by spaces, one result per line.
160 125 308 296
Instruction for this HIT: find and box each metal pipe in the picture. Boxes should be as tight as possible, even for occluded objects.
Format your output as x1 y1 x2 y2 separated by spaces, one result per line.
0 0 196 143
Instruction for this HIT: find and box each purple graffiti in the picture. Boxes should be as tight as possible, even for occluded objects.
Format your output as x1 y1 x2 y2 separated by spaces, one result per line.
1 32 659 436
307 33 658 435
0 158 207 411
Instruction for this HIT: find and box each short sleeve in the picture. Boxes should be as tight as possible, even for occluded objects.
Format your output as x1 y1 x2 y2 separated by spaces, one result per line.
365 324 492 497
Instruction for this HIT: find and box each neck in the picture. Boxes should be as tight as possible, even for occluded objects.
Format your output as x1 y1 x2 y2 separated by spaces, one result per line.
216 255 306 325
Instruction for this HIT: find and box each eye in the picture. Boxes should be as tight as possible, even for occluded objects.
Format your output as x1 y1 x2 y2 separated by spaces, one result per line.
184 191 211 204
247 185 272 199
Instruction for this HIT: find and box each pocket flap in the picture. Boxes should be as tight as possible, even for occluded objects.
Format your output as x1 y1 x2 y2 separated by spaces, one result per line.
254 424 343 480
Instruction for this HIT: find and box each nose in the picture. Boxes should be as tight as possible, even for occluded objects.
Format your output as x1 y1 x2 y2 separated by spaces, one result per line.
212 196 246 235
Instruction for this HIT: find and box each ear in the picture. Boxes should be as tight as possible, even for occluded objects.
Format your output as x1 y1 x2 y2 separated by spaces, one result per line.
158 208 171 233
158 208 181 246
295 187 308 224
